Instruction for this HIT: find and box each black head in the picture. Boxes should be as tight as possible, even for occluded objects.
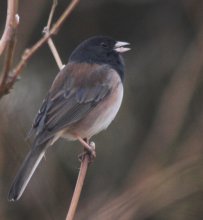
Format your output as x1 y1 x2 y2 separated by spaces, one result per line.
69 36 130 81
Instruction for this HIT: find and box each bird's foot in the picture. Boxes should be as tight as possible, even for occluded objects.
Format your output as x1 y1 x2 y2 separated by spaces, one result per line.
78 141 96 163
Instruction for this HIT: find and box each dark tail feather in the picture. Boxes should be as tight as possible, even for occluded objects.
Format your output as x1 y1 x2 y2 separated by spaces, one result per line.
8 140 50 201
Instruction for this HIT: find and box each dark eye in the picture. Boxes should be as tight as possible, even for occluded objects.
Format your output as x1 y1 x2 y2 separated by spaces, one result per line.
101 42 108 48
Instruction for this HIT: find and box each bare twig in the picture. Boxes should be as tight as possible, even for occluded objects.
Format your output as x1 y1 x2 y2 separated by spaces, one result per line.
46 0 58 31
0 35 16 95
47 38 64 69
66 153 89 220
0 0 80 98
0 0 19 98
0 0 19 55
66 140 95 220
43 0 64 69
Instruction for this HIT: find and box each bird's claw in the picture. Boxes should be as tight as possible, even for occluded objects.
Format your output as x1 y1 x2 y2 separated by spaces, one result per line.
78 141 96 163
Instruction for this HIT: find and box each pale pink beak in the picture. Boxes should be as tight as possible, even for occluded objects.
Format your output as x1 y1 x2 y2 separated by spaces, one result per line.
114 41 131 53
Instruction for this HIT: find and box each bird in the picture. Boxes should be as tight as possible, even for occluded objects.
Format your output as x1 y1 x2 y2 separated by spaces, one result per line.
8 35 130 201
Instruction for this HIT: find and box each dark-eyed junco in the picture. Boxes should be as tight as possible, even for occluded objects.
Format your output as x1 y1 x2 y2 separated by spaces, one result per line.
8 36 130 201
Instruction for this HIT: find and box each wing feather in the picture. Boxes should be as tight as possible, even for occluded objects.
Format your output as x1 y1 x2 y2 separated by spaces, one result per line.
29 63 113 144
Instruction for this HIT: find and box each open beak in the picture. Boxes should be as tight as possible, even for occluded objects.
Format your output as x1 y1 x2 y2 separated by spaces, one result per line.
114 41 131 53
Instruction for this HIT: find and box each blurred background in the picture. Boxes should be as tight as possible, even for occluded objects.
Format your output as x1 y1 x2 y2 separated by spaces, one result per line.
1 0 203 219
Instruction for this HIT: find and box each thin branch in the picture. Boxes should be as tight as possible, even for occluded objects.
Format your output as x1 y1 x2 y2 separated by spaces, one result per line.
66 140 95 220
0 35 16 95
11 0 79 81
0 0 80 98
0 0 18 55
47 38 64 69
66 153 89 220
0 0 19 98
46 0 58 31
43 0 64 70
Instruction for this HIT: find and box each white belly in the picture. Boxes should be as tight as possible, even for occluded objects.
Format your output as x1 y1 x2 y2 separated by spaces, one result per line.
85 83 123 137
59 71 124 141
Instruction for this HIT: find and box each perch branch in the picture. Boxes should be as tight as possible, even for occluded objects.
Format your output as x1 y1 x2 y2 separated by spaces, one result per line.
66 153 89 220
66 140 95 220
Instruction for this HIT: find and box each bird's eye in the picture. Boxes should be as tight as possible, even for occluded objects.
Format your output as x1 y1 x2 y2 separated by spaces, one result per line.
101 42 108 48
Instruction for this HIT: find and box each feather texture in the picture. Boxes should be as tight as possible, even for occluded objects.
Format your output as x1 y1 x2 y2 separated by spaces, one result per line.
29 63 113 144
